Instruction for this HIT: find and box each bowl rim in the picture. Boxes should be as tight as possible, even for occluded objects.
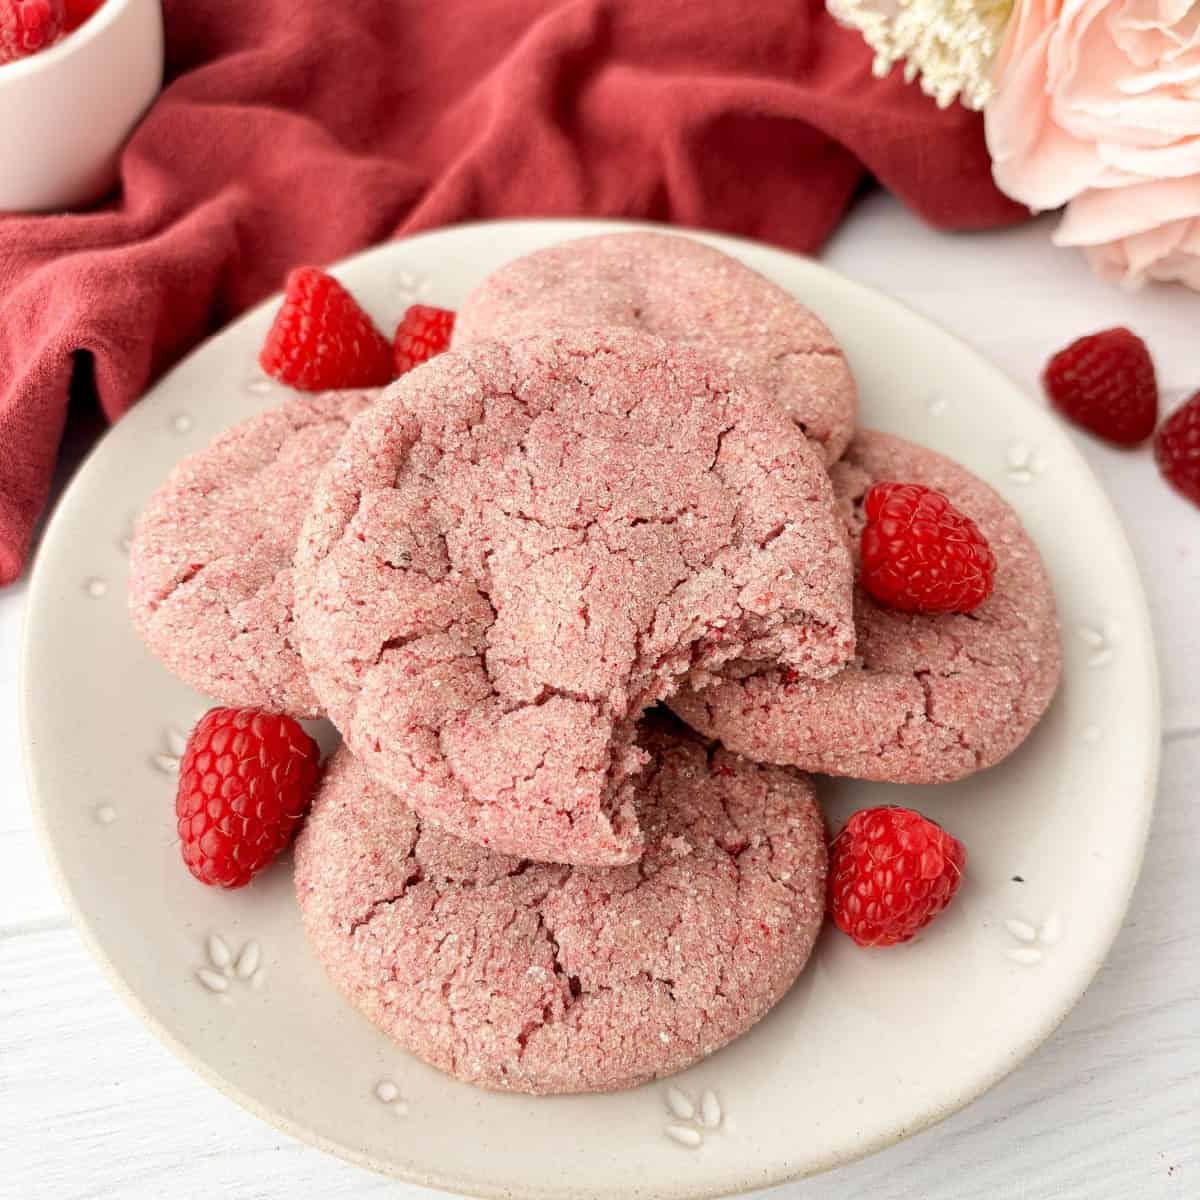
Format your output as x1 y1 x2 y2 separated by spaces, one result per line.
0 0 140 84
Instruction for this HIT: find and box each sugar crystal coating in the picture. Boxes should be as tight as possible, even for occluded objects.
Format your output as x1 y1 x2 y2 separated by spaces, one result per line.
669 430 1062 784
128 391 377 717
294 328 854 863
455 232 857 462
294 722 827 1095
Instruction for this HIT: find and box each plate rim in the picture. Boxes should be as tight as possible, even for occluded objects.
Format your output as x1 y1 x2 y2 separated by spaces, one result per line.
21 216 1162 1199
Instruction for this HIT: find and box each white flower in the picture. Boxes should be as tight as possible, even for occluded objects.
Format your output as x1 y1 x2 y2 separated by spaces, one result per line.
827 0 1015 110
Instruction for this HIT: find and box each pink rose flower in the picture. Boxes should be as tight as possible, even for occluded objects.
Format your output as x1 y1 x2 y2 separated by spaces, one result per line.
985 1 1200 288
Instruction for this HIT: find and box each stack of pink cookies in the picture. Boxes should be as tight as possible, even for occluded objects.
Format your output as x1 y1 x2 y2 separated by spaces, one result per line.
129 232 1061 1095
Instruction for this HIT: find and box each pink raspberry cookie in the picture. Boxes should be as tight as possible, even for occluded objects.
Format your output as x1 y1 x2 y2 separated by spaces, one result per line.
294 328 854 864
454 232 857 463
128 391 376 717
670 430 1062 784
294 722 827 1095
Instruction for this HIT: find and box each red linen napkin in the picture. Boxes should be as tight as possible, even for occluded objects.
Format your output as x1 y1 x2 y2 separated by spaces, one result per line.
0 0 1026 585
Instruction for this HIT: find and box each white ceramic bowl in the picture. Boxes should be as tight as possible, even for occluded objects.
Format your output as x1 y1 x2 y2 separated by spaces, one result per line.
0 0 163 212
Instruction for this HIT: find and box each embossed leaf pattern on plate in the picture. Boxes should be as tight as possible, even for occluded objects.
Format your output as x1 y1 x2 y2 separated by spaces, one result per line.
1078 621 1119 669
1006 441 1047 484
663 1087 722 1148
1004 914 1063 966
195 935 266 997
151 723 194 775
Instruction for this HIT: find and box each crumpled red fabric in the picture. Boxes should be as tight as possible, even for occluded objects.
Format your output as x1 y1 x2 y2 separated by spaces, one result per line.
0 0 1026 584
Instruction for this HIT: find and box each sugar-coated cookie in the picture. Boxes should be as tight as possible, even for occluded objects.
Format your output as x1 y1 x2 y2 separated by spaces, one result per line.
294 724 827 1095
455 232 857 462
128 391 377 717
294 328 854 863
669 430 1061 784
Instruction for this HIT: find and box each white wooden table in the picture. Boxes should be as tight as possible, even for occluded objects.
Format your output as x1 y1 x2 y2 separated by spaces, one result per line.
3 193 1197 1200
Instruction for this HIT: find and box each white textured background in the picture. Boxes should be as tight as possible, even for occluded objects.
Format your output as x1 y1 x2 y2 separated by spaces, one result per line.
3 193 1197 1199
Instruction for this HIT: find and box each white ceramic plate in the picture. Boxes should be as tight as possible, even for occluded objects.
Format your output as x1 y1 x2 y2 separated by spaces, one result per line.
23 220 1159 1199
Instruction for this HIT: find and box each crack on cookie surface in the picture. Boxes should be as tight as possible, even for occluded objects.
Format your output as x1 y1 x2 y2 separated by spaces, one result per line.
295 726 826 1094
130 392 375 714
453 232 857 462
669 430 1061 783
295 332 853 861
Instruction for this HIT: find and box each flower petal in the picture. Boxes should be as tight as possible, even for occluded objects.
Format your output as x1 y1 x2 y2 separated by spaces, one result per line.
1053 176 1200 243
1095 134 1200 176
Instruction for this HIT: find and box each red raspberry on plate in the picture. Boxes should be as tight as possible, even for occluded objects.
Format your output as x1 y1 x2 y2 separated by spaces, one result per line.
394 304 455 375
259 267 395 392
0 0 65 63
860 481 996 614
1042 327 1158 447
176 707 321 889
63 0 101 33
829 806 966 948
1155 392 1200 509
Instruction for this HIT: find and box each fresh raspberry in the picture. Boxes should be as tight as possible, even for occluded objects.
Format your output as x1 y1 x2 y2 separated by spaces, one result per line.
176 707 321 889
394 304 455 375
860 482 996 614
1042 327 1158 446
1155 392 1200 509
259 267 395 392
0 0 65 63
829 806 966 948
63 0 101 33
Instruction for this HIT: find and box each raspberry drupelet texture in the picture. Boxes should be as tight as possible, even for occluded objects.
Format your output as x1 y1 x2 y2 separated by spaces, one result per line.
0 0 64 63
1155 392 1200 509
1042 327 1158 447
860 481 996 615
260 268 395 392
828 805 966 947
177 707 321 888
394 304 455 375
